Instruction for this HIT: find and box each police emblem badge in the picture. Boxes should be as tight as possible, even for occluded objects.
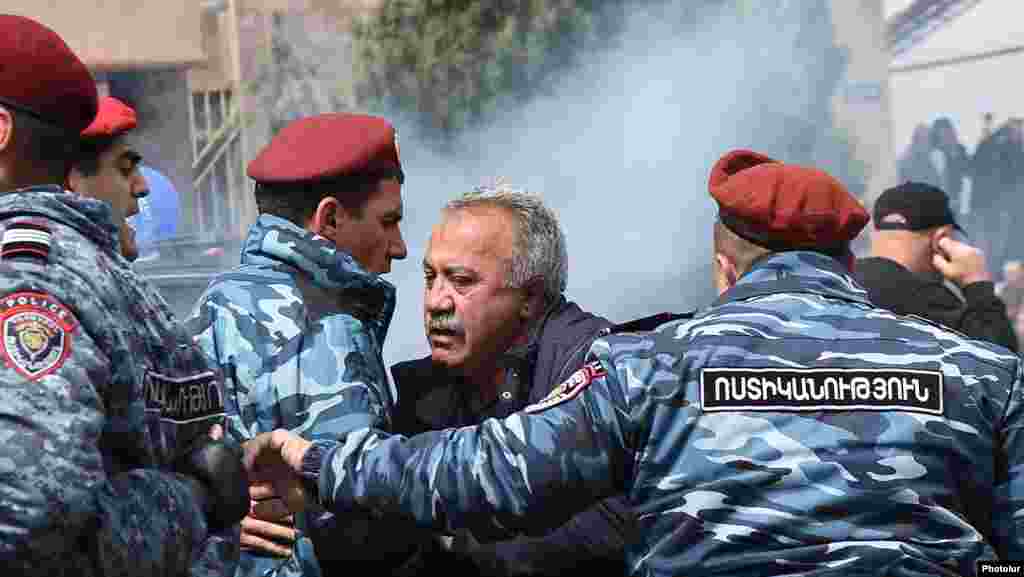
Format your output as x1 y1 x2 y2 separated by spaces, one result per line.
0 292 77 380
524 361 607 414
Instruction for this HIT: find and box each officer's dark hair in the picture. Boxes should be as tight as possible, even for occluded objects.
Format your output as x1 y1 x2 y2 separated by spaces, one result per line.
72 134 120 177
253 168 404 225
8 106 78 182
715 221 851 274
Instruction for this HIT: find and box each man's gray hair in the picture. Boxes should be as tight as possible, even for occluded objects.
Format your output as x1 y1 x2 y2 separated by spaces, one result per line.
445 182 568 305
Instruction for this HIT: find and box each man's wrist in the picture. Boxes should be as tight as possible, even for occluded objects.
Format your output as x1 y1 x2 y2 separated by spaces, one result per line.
299 439 338 505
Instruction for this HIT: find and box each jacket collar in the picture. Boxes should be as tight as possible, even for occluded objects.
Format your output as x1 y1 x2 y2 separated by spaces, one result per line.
713 251 872 309
240 214 396 322
0 185 122 256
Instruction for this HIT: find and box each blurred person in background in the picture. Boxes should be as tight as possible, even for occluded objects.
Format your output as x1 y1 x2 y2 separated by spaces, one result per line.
898 124 941 188
928 118 971 216
854 181 1017 351
971 118 1024 270
997 260 1024 349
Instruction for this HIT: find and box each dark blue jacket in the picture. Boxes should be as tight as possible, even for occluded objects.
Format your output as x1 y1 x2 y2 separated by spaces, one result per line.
389 297 632 576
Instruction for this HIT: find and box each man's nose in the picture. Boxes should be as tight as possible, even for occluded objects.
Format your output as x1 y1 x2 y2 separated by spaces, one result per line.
391 233 408 261
425 279 453 312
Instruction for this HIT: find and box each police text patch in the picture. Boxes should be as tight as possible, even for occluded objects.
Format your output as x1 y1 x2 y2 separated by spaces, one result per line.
0 292 77 380
144 371 224 423
700 368 943 415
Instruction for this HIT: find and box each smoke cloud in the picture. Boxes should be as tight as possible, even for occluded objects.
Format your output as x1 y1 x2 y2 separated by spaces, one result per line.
379 1 855 368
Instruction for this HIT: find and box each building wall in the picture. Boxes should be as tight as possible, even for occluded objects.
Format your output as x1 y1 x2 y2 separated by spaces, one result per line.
4 1 203 70
830 0 897 203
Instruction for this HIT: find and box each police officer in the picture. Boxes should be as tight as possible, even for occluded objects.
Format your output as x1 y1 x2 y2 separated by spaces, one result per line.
0 15 248 575
186 113 415 577
68 96 149 261
70 95 244 575
245 149 1024 576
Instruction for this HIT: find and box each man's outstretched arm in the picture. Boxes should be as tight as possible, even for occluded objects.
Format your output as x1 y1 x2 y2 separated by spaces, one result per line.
246 356 637 541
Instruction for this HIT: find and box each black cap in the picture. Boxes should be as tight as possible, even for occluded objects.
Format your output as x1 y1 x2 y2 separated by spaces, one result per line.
873 181 965 234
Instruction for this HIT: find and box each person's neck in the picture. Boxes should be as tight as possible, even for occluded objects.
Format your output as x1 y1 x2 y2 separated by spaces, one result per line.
463 362 505 407
460 328 532 405
871 239 930 275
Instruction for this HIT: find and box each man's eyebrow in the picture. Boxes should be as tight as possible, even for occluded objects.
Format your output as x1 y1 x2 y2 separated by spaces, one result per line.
442 265 475 276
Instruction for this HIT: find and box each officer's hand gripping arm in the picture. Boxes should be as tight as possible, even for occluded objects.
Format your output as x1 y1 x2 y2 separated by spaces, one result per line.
308 354 636 541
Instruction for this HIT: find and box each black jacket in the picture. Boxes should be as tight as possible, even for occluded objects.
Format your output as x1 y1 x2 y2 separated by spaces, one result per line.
388 299 688 576
854 256 1018 352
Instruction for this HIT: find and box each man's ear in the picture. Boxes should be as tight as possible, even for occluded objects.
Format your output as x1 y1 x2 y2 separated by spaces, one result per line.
715 252 739 292
66 166 83 193
0 106 13 154
309 196 340 237
929 225 953 255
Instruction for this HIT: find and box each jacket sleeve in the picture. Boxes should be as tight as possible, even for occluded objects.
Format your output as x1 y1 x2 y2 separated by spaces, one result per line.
0 290 210 576
311 352 636 541
993 358 1024 559
958 281 1019 352
458 328 634 577
457 496 634 576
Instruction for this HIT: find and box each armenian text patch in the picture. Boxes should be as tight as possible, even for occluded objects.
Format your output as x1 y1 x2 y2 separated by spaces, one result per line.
144 370 225 464
524 361 606 414
0 292 77 380
144 371 224 424
700 368 943 415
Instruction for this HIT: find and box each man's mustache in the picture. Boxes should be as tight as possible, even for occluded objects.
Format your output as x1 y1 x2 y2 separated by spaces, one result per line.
427 312 464 335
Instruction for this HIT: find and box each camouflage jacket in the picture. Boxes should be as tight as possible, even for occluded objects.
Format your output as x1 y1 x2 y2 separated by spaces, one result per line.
304 251 1024 577
187 214 398 577
0 186 235 576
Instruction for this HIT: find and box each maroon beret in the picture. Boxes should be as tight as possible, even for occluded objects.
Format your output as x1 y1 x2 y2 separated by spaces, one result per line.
0 14 97 134
247 113 402 185
709 149 869 252
81 96 136 139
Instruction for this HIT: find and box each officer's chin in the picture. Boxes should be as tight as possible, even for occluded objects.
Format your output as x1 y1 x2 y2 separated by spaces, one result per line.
121 225 139 262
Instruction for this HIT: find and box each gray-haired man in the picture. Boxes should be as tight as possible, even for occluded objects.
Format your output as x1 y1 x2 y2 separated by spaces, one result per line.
390 185 678 576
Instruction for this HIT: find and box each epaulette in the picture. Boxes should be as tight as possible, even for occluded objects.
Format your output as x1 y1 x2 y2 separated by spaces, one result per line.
601 310 696 336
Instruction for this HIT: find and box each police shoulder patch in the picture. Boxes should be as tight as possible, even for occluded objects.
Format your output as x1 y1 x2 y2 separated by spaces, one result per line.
523 361 607 414
0 292 78 381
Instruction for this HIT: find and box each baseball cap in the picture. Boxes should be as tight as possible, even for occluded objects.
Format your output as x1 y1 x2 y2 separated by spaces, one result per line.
873 181 965 234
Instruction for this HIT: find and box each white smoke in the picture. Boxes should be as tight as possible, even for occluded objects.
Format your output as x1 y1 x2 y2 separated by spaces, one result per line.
379 1 852 368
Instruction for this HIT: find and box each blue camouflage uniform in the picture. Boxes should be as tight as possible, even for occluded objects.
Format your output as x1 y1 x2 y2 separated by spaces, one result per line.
0 186 236 576
299 251 1024 577
188 214 405 577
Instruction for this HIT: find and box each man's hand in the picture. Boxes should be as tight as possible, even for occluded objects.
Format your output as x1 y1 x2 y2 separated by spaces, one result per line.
933 236 992 287
243 430 312 515
240 484 296 557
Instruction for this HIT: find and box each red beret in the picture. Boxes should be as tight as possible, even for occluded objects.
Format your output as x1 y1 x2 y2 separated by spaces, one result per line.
709 149 868 251
0 14 97 134
247 113 402 185
81 96 137 139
